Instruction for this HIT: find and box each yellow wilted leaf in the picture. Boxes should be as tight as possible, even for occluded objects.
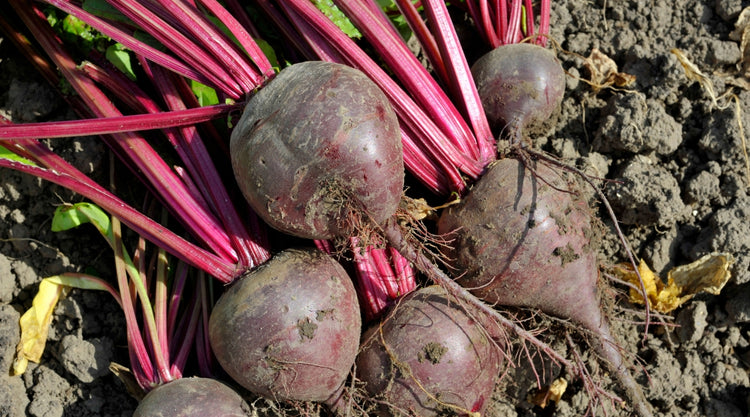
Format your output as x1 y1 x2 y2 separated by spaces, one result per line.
11 272 122 375
528 378 568 408
670 253 733 295
614 253 733 313
12 273 119 376
12 278 71 375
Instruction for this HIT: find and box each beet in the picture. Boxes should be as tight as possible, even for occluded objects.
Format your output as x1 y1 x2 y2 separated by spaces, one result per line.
437 158 653 417
230 61 404 240
208 248 361 404
133 377 249 417
471 43 565 141
437 158 597 326
356 286 502 417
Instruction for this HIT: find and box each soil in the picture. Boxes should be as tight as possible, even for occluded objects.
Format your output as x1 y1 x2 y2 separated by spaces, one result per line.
2 0 750 416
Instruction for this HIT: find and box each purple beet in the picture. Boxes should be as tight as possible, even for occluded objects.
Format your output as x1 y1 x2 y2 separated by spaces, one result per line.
356 286 502 416
471 43 565 142
230 61 403 240
438 158 597 324
133 377 249 417
208 248 361 405
437 158 652 417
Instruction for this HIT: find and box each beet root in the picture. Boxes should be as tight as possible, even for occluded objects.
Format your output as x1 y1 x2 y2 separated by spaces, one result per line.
437 158 597 328
208 248 361 403
230 61 404 240
471 43 565 141
133 377 249 417
356 286 502 417
437 158 653 416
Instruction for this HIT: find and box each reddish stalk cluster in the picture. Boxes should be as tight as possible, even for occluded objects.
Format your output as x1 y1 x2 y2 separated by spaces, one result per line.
0 3 654 416
463 0 551 47
0 0 278 389
1 0 272 281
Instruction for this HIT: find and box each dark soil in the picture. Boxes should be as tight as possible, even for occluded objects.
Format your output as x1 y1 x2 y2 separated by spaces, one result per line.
2 0 750 416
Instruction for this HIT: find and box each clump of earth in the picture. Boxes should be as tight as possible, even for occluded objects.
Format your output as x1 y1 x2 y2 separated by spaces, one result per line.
2 0 750 416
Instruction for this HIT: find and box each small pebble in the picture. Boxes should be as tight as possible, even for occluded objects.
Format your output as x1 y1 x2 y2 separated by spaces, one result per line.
676 301 708 343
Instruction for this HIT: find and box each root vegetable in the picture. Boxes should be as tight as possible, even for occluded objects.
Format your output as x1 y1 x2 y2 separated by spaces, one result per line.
230 61 404 240
356 286 502 417
133 377 249 417
208 248 361 404
438 158 597 322
437 158 652 417
471 43 565 141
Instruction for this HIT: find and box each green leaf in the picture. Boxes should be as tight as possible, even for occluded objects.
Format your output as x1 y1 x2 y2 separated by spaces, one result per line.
0 145 37 166
133 30 167 52
45 8 111 55
105 44 137 81
376 0 398 10
313 0 361 39
62 14 93 41
45 8 60 28
51 202 112 240
204 16 279 71
375 0 412 41
254 38 280 71
82 0 133 25
50 204 139 283
190 80 219 106
46 274 116 293
390 14 412 41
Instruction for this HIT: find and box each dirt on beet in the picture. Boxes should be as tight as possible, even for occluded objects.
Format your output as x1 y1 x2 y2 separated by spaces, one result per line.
2 0 750 416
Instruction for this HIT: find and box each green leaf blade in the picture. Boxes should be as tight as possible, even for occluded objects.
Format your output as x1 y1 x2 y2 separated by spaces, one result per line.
0 145 38 166
51 202 112 239
105 44 137 80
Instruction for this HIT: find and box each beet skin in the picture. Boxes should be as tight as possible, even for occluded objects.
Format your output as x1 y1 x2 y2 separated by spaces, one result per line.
438 158 654 417
471 43 565 139
437 158 598 329
208 248 361 404
356 286 502 416
230 61 404 240
133 377 249 417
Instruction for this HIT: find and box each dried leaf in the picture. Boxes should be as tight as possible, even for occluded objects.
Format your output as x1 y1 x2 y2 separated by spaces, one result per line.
583 48 636 92
729 7 750 41
730 7 750 76
726 75 750 90
109 362 146 401
528 378 568 408
399 195 459 221
12 274 119 376
671 48 721 107
614 253 733 313
671 253 733 295
12 278 71 375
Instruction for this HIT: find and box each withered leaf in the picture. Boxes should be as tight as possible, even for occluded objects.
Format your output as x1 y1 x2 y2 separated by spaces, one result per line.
583 48 636 92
